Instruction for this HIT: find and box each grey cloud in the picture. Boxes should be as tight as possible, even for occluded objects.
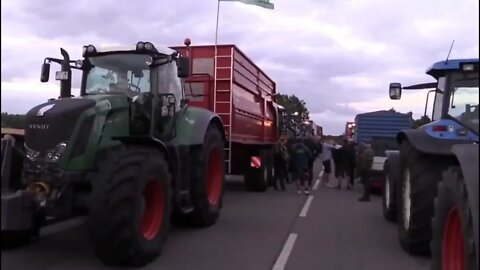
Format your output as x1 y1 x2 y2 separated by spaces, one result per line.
1 0 478 134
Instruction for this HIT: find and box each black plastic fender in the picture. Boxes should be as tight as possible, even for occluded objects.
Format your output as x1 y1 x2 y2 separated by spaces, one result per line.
172 107 225 146
451 143 479 266
397 128 471 156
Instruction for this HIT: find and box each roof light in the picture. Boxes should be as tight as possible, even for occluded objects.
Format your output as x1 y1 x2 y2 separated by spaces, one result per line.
145 42 154 50
87 45 95 53
463 64 475 71
136 42 145 50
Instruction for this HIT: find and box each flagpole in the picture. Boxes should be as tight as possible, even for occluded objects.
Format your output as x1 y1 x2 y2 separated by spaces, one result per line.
213 0 221 113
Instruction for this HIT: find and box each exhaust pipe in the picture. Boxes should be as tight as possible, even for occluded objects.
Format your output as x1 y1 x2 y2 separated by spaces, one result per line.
59 48 72 99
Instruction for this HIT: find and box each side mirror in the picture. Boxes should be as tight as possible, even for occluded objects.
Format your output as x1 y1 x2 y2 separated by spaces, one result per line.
389 83 402 100
177 57 190 78
41 63 50 82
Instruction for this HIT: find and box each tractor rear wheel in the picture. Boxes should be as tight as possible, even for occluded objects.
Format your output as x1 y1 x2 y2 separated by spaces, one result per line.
186 125 225 227
382 161 397 223
431 166 477 270
397 141 450 256
89 145 171 267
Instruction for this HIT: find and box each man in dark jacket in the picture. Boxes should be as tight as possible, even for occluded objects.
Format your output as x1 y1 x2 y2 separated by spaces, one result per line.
291 138 312 195
272 136 289 191
356 142 374 201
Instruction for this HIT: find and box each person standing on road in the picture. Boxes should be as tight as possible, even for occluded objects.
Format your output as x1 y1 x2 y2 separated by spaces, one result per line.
332 140 349 189
291 138 312 195
356 142 374 202
320 140 336 187
341 139 357 189
304 135 320 190
272 136 289 191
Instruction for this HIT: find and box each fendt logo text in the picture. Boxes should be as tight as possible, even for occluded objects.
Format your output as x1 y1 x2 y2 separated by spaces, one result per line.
29 124 50 130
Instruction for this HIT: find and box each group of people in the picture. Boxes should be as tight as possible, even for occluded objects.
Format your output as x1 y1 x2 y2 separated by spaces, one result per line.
271 135 374 202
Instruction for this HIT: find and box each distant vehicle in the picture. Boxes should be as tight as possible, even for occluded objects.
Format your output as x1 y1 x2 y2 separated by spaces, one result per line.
353 110 413 192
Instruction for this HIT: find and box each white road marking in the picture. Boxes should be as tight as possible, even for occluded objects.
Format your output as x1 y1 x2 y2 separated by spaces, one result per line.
299 195 314 217
272 233 298 270
313 179 320 190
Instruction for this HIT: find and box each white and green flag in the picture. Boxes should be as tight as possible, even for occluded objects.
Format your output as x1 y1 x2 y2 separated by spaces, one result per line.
219 0 274 10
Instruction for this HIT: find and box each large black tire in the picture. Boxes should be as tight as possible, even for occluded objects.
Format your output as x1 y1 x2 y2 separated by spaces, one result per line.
186 125 225 227
89 145 172 267
244 149 271 192
397 141 451 256
431 166 477 270
382 160 397 223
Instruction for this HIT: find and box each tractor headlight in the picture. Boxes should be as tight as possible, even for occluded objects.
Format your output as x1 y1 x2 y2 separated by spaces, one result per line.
462 64 475 71
46 142 67 162
26 147 41 161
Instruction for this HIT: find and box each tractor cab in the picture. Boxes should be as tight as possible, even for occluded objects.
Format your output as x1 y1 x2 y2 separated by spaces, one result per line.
38 42 191 142
389 59 479 142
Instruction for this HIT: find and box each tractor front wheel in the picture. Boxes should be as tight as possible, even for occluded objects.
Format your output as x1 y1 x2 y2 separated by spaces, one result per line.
431 166 477 270
89 146 171 267
187 125 225 227
382 161 397 223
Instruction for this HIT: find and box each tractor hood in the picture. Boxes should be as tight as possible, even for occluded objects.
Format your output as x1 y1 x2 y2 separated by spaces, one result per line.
25 98 96 152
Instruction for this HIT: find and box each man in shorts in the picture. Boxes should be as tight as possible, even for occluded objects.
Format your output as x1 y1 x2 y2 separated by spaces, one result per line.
320 140 336 186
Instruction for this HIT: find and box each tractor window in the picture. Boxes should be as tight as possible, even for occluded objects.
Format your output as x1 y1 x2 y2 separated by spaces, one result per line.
85 54 151 96
448 78 479 133
157 62 182 109
432 77 445 121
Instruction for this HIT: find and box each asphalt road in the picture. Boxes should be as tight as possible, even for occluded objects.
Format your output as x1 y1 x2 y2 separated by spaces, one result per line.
1 161 430 270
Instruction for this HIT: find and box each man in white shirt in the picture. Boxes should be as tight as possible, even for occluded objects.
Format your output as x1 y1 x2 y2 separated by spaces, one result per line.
320 140 337 186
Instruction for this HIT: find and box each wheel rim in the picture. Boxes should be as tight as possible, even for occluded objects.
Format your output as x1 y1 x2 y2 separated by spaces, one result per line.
384 174 391 209
402 168 411 230
206 148 223 205
442 208 465 270
141 178 165 240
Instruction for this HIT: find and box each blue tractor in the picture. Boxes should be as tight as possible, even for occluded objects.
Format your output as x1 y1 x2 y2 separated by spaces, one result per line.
383 58 478 270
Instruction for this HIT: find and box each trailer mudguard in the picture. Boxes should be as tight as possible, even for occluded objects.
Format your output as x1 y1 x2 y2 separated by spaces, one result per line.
451 143 479 265
397 127 472 155
172 106 225 146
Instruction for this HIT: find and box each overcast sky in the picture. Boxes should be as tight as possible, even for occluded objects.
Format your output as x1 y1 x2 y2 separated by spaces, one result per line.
1 0 479 134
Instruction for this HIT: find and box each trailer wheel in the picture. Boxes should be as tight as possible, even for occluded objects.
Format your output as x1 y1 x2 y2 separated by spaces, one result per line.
89 146 171 267
382 161 396 223
431 166 477 270
244 149 271 192
187 125 225 227
397 141 450 256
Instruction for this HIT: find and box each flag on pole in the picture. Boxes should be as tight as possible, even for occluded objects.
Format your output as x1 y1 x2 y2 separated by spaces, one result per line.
219 0 274 10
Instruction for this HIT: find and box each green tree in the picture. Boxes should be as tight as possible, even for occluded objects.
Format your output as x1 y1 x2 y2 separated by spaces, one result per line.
1 112 27 129
276 94 309 122
413 115 431 128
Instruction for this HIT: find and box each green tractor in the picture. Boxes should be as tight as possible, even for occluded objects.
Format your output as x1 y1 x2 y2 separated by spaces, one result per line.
1 41 226 267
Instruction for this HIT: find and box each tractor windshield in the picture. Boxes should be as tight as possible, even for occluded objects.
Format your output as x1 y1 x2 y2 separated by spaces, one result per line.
84 54 151 96
448 76 479 133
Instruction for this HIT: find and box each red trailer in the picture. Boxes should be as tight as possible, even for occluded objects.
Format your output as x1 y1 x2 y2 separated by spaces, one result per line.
172 43 279 191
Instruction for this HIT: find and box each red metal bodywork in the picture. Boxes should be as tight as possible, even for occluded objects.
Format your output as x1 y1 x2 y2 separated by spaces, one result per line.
172 44 279 174
172 44 278 145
